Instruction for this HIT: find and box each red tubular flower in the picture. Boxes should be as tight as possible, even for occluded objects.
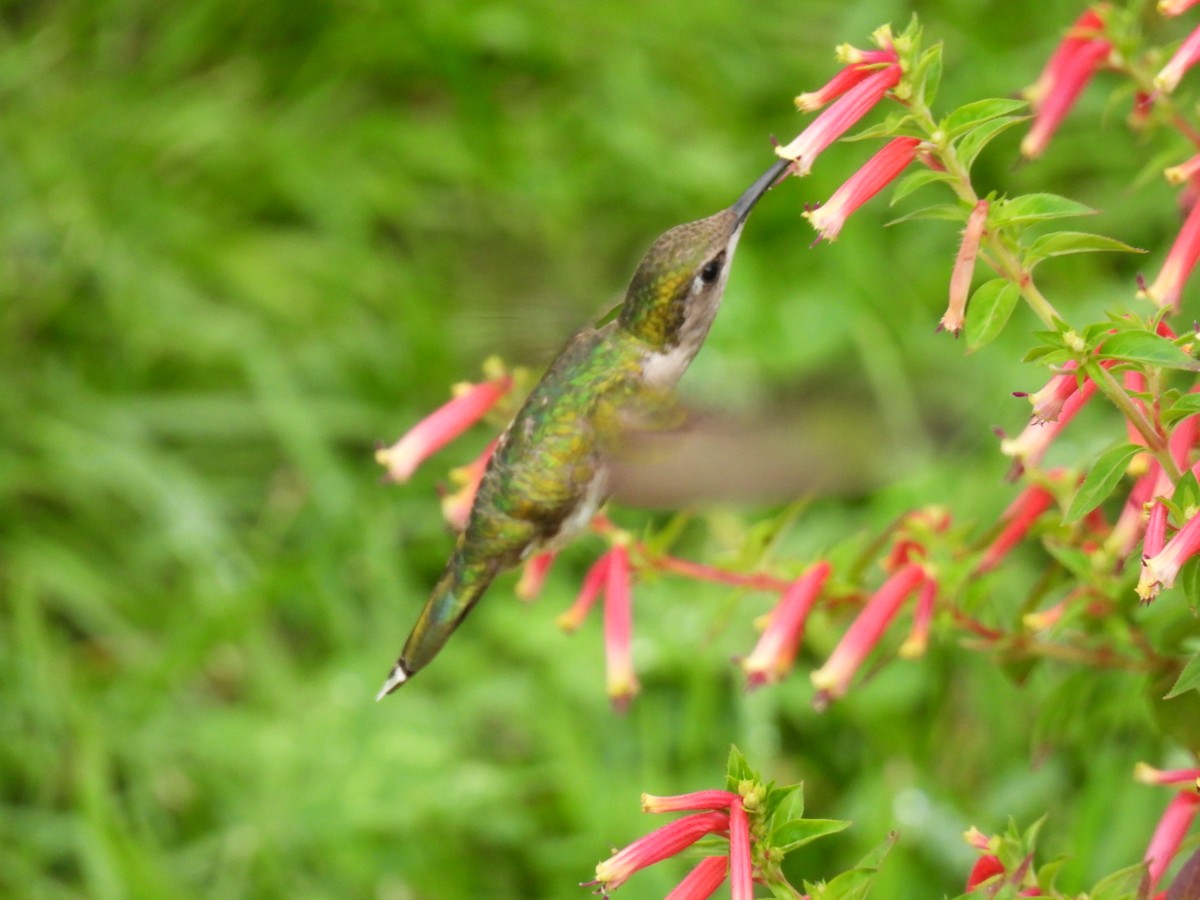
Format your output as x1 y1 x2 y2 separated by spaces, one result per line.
811 562 928 707
1140 193 1200 310
776 64 903 175
1135 763 1200 786
642 790 741 813
1137 509 1200 602
557 552 611 633
941 200 990 336
795 46 899 112
1108 461 1161 560
741 561 833 688
591 811 730 892
898 576 937 658
665 856 728 900
729 802 753 900
604 543 639 710
1144 791 1200 893
966 855 1006 890
515 549 557 602
805 137 922 242
439 438 497 530
377 374 512 482
1024 8 1107 110
1021 21 1112 160
1001 378 1099 477
1144 500 1169 560
976 483 1056 574
1014 360 1082 424
1157 24 1200 93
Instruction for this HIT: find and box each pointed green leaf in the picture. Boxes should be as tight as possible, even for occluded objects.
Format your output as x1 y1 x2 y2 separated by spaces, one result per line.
1163 392 1200 423
955 115 1028 172
1064 442 1140 522
770 817 850 853
995 193 1096 226
890 168 954 205
964 278 1020 351
1164 652 1200 699
1180 556 1200 608
764 782 803 821
886 203 965 226
1099 331 1200 371
917 43 943 108
1087 861 1147 900
941 98 1029 138
725 745 755 790
1174 468 1200 513
1024 231 1145 267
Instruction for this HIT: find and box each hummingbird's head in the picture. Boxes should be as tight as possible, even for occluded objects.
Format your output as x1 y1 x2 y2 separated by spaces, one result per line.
618 159 788 357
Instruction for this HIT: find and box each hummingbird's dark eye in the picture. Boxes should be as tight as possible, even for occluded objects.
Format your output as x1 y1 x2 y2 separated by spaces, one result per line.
699 258 723 284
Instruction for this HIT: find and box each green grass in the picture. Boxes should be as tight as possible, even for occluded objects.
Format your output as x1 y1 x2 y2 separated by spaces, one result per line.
0 0 1189 897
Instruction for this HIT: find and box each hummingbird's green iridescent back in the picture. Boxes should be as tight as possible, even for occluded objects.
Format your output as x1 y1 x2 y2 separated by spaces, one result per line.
377 158 790 698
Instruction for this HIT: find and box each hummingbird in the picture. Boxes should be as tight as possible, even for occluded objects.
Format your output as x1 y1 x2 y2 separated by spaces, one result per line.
377 157 790 699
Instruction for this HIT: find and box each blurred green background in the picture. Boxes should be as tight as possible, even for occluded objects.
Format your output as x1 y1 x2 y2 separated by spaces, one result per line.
1 0 1192 897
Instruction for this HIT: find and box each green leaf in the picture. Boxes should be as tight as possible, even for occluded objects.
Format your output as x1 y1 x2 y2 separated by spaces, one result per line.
955 115 1028 172
725 745 756 790
1024 231 1145 267
890 168 954 205
1174 468 1200 513
1163 391 1200 423
964 279 1020 351
1064 442 1141 522
1087 861 1146 900
1099 331 1200 371
1164 652 1200 699
805 834 896 900
1180 556 1200 608
941 98 1029 138
763 782 803 821
886 203 965 226
994 193 1096 226
770 817 851 853
916 43 943 108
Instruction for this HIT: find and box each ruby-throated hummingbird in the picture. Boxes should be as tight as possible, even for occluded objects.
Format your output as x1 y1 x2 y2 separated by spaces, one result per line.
377 158 790 699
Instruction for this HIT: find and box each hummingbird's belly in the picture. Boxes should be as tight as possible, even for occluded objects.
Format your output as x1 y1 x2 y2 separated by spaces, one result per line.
528 466 610 557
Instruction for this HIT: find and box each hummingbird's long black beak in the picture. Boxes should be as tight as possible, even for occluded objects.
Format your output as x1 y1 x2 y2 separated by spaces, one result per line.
731 158 791 224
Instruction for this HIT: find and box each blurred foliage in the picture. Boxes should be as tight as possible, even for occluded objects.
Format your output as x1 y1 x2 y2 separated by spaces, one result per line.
0 0 1192 897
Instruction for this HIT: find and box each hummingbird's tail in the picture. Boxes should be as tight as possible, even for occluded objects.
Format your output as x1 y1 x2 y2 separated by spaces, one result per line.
376 552 499 700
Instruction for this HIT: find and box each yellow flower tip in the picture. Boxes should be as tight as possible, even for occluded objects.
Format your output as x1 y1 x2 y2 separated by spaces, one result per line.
1134 762 1161 784
555 611 584 633
897 635 927 659
480 354 507 381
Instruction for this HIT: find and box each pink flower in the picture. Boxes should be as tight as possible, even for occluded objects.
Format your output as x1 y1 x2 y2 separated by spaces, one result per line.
1140 191 1200 310
1001 378 1099 477
1161 0 1200 14
1156 24 1200 93
377 374 512 482
605 543 639 710
665 857 728 900
1023 8 1107 110
898 577 937 658
811 562 928 707
642 790 741 813
776 64 903 175
976 484 1056 574
794 47 899 112
516 550 557 602
729 802 754 900
556 552 611 633
1143 791 1200 893
805 137 921 242
741 562 833 688
1144 500 1169 560
1020 9 1112 160
1138 509 1200 602
439 439 497 530
1013 360 1083 423
941 200 990 336
591 811 730 892
966 855 1006 890
1135 763 1200 786
1108 461 1161 560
